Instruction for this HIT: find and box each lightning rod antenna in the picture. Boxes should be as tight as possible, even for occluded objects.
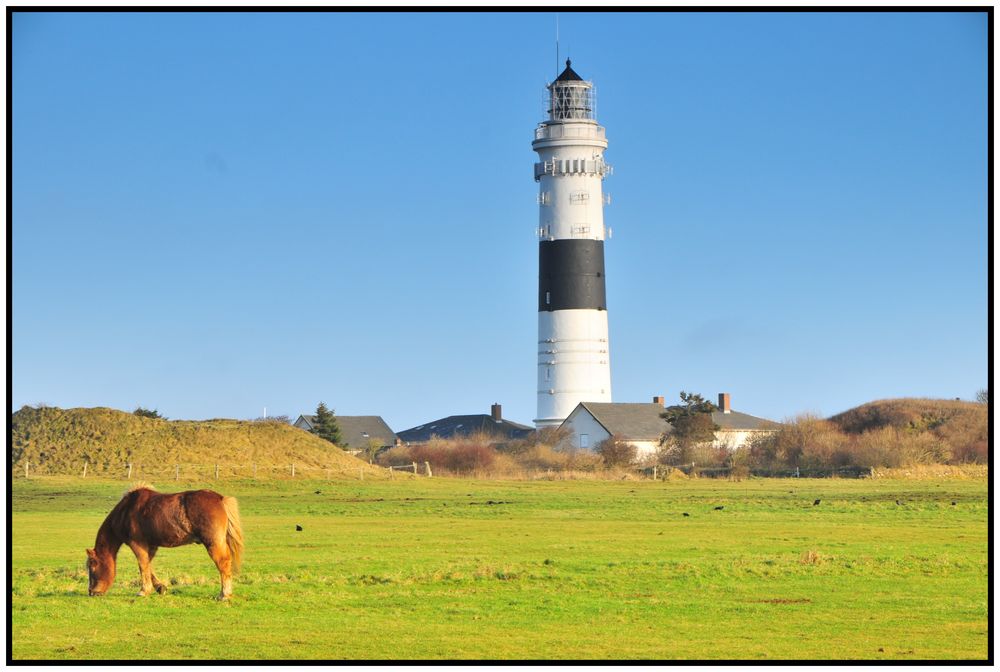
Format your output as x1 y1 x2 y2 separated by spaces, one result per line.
555 14 560 78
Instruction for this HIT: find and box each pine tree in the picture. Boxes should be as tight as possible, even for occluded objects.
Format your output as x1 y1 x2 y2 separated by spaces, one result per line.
311 402 342 446
658 391 719 465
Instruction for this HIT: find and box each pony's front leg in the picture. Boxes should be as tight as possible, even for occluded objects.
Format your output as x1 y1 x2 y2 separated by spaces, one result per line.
206 542 233 600
145 547 168 594
128 543 156 596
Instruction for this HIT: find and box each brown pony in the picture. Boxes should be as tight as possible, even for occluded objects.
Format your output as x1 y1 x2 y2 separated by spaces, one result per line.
86 483 244 600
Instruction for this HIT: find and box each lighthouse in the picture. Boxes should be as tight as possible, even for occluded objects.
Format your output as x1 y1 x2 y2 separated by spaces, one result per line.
533 59 613 428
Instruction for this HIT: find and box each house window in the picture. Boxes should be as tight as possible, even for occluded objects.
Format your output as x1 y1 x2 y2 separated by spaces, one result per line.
580 434 590 449
545 291 551 305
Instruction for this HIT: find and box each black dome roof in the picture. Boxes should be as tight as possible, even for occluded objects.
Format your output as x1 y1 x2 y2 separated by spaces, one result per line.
554 59 584 82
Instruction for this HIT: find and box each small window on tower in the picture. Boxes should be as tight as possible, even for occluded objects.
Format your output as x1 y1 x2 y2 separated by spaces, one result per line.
570 191 590 204
545 291 551 305
545 367 551 381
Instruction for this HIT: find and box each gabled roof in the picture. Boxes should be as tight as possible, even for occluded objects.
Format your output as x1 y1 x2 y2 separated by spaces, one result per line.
711 410 781 431
575 403 668 441
296 415 397 449
397 414 534 444
571 402 780 440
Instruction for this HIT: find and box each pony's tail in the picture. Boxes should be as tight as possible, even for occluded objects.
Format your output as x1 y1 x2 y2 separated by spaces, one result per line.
222 496 244 573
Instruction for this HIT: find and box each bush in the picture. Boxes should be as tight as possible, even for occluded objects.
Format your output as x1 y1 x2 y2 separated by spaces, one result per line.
252 415 290 424
596 435 637 468
380 435 498 476
514 444 572 471
133 407 165 420
502 426 569 455
931 410 988 464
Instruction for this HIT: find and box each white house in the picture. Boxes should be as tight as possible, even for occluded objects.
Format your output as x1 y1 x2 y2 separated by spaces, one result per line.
557 393 780 458
560 402 666 457
293 414 398 453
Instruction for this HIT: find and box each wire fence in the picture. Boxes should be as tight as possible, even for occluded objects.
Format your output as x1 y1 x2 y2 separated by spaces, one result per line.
15 460 873 481
14 460 401 481
640 464 875 479
12 461 442 481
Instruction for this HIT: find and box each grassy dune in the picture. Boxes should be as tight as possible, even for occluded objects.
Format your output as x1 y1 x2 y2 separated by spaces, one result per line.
10 475 988 661
828 397 987 434
10 406 385 479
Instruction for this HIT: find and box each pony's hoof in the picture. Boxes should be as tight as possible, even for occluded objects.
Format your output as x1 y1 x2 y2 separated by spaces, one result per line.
155 584 168 595
216 593 232 601
137 591 150 597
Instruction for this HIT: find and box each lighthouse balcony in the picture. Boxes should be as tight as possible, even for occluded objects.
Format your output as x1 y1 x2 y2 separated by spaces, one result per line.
534 123 606 142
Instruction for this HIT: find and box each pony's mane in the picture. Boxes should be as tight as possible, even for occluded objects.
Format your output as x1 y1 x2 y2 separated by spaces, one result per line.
123 481 157 496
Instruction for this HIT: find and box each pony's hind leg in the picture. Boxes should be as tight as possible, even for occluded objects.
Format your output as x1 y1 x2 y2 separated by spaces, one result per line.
206 541 234 600
151 572 168 594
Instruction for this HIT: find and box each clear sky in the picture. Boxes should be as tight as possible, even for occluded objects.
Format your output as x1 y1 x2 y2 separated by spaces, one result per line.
11 10 989 431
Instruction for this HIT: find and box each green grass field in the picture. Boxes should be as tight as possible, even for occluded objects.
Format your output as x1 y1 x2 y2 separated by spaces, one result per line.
10 475 989 661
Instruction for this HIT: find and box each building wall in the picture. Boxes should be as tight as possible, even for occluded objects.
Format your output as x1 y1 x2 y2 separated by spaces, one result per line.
559 406 612 451
623 440 660 457
714 429 776 451
293 417 312 431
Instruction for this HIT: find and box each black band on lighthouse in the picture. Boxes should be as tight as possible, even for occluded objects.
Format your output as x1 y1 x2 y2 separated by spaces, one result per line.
538 239 607 312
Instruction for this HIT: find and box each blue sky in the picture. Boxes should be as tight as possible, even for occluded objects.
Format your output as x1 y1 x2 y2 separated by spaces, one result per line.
12 10 989 431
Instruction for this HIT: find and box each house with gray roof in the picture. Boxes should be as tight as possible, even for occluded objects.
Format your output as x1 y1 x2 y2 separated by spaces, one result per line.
293 414 398 453
396 404 534 444
558 393 780 457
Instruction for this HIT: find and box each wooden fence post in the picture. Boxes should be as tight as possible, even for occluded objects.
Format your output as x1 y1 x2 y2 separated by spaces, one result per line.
24 461 29 479
214 464 219 479
291 463 296 478
652 465 657 481
82 461 88 478
412 462 418 476
389 467 394 480
425 461 432 478
127 463 133 479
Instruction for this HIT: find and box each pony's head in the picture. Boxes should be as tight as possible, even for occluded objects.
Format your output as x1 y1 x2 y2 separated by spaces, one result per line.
85 548 114 596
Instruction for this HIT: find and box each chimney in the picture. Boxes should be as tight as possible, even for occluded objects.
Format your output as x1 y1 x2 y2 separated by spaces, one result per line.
491 403 502 422
653 395 665 407
718 392 731 414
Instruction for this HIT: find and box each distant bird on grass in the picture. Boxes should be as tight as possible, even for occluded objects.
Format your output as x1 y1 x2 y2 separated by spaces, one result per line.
314 490 321 495
713 505 724 511
951 501 957 506
682 512 690 517
813 499 821 506
295 525 303 531
895 500 902 506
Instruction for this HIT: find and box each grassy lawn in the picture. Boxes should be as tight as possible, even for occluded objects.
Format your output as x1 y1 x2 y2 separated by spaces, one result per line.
9 475 989 661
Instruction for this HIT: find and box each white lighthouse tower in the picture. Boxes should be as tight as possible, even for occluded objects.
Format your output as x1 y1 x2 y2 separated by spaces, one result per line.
533 59 613 428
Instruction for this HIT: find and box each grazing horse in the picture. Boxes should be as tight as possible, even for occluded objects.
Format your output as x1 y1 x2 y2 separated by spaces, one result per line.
86 484 243 600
